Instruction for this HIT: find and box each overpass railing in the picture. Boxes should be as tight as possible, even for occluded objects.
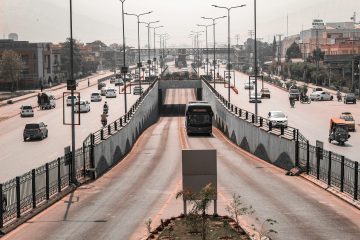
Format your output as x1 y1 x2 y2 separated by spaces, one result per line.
202 78 359 201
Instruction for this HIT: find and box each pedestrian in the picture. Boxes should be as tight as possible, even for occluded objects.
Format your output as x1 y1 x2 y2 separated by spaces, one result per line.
37 93 41 108
40 82 43 92
88 78 90 87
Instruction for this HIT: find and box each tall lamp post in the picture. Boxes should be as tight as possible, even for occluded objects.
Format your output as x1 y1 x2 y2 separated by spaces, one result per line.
140 20 160 81
201 16 226 88
253 0 259 120
125 10 153 91
157 33 168 74
212 4 246 103
119 0 128 113
191 31 204 76
197 24 212 77
150 25 164 74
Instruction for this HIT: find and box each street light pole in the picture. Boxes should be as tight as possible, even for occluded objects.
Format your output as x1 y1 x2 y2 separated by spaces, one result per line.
254 0 258 120
212 4 246 102
197 24 212 77
191 31 204 76
120 0 127 113
202 16 226 89
125 11 153 92
150 26 163 74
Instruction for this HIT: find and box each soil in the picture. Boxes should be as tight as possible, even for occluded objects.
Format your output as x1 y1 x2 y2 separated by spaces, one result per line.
148 215 250 240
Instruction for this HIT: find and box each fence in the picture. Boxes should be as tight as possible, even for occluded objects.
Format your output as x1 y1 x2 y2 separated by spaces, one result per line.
202 78 359 201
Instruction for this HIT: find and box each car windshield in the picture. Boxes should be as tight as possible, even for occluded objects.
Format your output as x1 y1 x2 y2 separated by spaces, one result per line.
91 93 99 96
272 112 285 118
347 94 355 97
25 124 39 129
290 89 299 93
22 106 32 110
341 115 354 121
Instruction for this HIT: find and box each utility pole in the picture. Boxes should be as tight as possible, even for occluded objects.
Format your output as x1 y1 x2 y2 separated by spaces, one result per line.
276 34 283 77
235 34 240 46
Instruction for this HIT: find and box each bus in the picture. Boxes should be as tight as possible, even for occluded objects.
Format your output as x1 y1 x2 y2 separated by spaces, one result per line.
185 101 213 135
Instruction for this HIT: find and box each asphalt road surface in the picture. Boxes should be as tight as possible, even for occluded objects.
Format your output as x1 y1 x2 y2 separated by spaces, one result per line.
0 74 149 182
3 89 360 240
208 66 360 161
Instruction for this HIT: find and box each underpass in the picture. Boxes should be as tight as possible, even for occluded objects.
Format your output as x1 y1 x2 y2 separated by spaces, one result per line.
3 84 360 239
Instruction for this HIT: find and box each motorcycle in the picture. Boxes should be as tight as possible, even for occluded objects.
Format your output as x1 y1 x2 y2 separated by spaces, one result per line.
300 95 311 104
101 119 107 127
337 94 342 102
103 105 109 114
290 98 295 108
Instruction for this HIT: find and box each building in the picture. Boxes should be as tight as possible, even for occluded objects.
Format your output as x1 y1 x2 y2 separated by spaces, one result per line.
0 39 54 90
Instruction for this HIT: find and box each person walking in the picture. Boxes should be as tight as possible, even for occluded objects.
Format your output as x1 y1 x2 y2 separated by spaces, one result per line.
40 82 43 92
88 78 90 87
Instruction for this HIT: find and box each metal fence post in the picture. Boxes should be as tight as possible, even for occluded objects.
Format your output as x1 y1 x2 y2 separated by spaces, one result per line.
120 118 123 126
292 129 296 141
260 117 263 127
245 111 248 120
269 121 272 131
295 140 299 167
108 125 111 135
316 148 320 180
46 163 49 200
251 114 255 123
340 156 345 192
231 104 233 112
0 183 3 228
239 109 242 117
100 129 104 140
235 107 238 115
114 121 118 131
82 143 86 178
328 151 332 186
306 141 310 174
354 161 358 200
280 126 284 135
90 134 95 170
16 176 20 218
32 169 36 209
57 158 61 193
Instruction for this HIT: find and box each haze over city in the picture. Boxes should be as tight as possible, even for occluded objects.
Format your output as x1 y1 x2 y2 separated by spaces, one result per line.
1 0 359 46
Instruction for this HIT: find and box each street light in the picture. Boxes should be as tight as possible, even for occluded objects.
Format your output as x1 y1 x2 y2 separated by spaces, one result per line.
149 25 164 74
125 10 153 91
119 0 128 113
191 31 204 76
156 33 168 74
197 24 212 77
140 20 160 82
212 4 246 103
201 15 227 89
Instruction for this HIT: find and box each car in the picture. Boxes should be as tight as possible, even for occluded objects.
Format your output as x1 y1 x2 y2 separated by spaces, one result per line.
98 82 106 90
20 105 34 117
249 91 262 103
267 111 288 128
90 92 102 102
23 122 48 141
344 93 356 104
66 95 79 106
39 92 56 109
110 77 115 84
340 112 355 131
74 100 90 113
312 87 323 92
114 78 124 86
2 193 7 212
310 91 333 101
133 86 144 95
289 88 300 100
260 88 271 98
105 88 117 98
244 83 254 90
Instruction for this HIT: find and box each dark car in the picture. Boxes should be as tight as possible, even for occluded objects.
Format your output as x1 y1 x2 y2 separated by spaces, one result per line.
23 122 48 141
98 82 106 90
344 93 356 104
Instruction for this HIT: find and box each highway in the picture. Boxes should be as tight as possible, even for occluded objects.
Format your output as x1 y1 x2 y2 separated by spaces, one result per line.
3 89 360 240
205 66 360 161
0 73 149 182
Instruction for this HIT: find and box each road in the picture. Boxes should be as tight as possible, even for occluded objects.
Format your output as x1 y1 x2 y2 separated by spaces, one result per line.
0 74 149 182
3 89 360 240
206 66 360 161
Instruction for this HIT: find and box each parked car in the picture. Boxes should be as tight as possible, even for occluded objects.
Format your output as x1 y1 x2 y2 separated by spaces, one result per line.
66 95 79 106
310 91 333 101
267 111 288 128
133 86 144 95
114 78 124 86
289 88 300 100
244 83 254 90
260 88 271 98
2 193 6 212
249 91 262 103
105 88 117 98
343 93 356 104
20 105 34 117
340 112 355 131
23 122 48 141
98 82 106 90
90 92 102 102
74 100 91 113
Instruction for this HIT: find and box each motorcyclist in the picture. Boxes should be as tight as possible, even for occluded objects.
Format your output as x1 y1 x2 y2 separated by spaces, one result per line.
103 101 109 114
101 112 108 126
336 90 342 101
289 95 295 107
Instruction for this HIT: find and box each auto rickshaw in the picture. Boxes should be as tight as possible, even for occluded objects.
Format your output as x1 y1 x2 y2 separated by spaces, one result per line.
328 118 350 145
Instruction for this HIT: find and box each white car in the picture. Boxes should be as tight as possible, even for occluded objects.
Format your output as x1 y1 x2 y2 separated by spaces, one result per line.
133 86 144 95
105 88 117 98
249 91 262 103
90 92 102 102
20 105 34 117
74 100 90 113
66 95 78 106
244 82 254 90
310 91 333 101
268 111 288 128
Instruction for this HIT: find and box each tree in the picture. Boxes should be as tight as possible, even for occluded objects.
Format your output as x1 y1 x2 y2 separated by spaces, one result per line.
286 42 302 60
0 50 22 92
225 193 254 233
59 38 83 78
272 36 277 59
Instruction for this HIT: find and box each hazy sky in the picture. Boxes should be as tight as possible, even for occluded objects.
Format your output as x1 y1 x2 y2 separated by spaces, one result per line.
1 0 359 47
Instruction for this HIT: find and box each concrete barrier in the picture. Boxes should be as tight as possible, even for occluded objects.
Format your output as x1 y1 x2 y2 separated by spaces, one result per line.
93 82 159 177
202 81 296 170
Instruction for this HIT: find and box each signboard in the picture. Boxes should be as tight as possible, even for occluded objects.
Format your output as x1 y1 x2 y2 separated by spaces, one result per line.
137 62 143 68
121 66 128 74
67 80 76 90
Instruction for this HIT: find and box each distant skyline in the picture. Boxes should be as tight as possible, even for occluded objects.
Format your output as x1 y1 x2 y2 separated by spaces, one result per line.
1 0 359 47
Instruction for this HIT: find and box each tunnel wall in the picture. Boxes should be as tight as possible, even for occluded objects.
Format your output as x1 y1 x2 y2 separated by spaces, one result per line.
202 81 296 170
93 82 159 177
